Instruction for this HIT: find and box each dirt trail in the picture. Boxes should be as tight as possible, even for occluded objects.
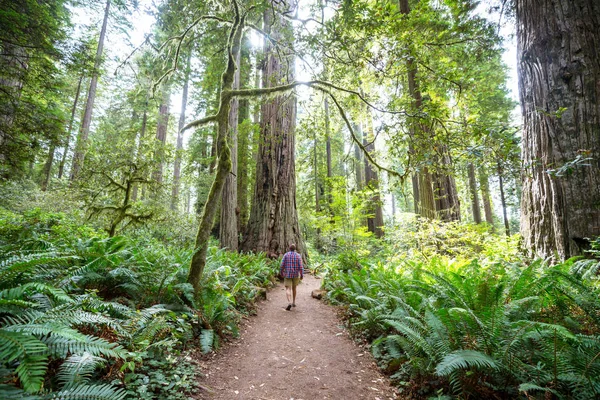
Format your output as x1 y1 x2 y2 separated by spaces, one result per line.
196 275 398 400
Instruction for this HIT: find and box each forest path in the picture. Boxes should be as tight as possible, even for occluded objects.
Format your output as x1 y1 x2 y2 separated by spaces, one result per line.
195 275 398 400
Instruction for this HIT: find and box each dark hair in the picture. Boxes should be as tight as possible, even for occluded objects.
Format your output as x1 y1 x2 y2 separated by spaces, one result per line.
289 244 296 251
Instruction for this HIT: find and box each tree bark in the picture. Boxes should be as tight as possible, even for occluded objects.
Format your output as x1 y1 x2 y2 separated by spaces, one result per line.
324 96 333 206
172 52 191 210
467 163 482 224
364 114 384 238
153 86 170 184
220 46 240 251
237 34 252 235
187 8 244 293
58 75 83 179
131 102 148 202
241 1 306 261
498 163 510 236
353 123 363 192
70 0 110 182
479 169 494 225
517 0 600 259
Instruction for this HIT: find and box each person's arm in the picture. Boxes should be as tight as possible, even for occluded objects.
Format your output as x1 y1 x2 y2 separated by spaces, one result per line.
280 253 286 277
299 254 304 279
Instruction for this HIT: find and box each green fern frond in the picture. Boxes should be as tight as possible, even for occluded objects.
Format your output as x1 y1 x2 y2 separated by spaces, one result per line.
0 384 42 399
42 383 126 400
518 383 559 395
0 283 73 304
44 334 126 359
57 353 106 388
200 329 215 354
435 350 497 376
0 330 47 363
15 354 48 393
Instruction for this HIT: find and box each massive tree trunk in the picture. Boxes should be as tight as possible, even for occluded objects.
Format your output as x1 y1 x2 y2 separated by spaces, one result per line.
517 0 600 258
467 163 482 224
241 1 305 260
432 149 461 221
219 48 240 251
70 0 110 182
172 52 191 210
363 114 384 238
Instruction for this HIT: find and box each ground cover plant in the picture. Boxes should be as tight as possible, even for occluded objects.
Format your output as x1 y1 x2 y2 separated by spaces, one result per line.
323 218 600 399
0 205 278 399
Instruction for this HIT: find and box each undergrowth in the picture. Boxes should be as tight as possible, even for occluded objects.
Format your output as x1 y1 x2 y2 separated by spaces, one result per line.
322 218 600 399
0 206 278 399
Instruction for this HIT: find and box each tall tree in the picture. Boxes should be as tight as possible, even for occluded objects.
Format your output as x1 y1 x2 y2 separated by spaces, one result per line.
172 52 192 210
517 0 600 258
467 163 482 223
219 46 240 251
241 1 305 260
363 113 384 237
153 85 170 184
70 0 111 182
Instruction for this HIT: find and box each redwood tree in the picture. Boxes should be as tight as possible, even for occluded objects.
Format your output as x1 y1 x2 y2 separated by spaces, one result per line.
241 1 305 260
517 0 600 258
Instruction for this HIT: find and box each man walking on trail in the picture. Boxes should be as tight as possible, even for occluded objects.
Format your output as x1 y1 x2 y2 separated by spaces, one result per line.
280 244 303 311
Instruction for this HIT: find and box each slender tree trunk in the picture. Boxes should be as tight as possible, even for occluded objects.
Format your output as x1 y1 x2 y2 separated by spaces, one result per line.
324 96 333 206
131 102 148 202
479 169 494 225
41 143 56 191
517 0 600 258
467 163 482 223
70 0 110 182
353 123 363 191
172 52 191 210
314 129 320 213
58 75 83 180
220 47 240 251
241 1 306 261
498 163 510 236
153 86 170 184
363 114 384 238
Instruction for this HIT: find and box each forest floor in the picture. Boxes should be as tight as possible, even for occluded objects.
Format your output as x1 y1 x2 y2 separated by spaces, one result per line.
194 275 399 400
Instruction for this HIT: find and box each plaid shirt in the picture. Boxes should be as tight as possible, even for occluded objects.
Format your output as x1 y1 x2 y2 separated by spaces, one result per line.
280 251 303 279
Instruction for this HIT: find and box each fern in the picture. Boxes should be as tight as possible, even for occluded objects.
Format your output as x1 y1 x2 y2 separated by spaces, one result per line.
42 383 126 400
57 353 106 388
200 329 215 354
435 350 497 376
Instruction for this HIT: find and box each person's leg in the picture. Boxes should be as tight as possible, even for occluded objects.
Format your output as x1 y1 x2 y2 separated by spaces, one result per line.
284 279 293 310
292 277 299 306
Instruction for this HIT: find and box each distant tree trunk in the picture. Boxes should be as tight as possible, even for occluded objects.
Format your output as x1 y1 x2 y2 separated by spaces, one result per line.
418 169 436 219
241 1 306 261
41 143 56 191
467 163 482 224
153 86 170 184
314 130 320 213
131 102 148 202
363 115 384 238
353 123 363 191
324 97 333 206
70 0 110 182
517 0 600 258
172 52 191 210
498 163 510 236
433 149 460 221
479 169 494 225
220 47 240 251
58 75 83 179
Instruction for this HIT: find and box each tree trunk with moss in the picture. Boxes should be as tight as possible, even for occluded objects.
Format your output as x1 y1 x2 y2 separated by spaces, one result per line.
517 0 600 259
363 114 384 238
241 1 306 261
467 163 482 224
220 48 240 251
187 9 244 294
